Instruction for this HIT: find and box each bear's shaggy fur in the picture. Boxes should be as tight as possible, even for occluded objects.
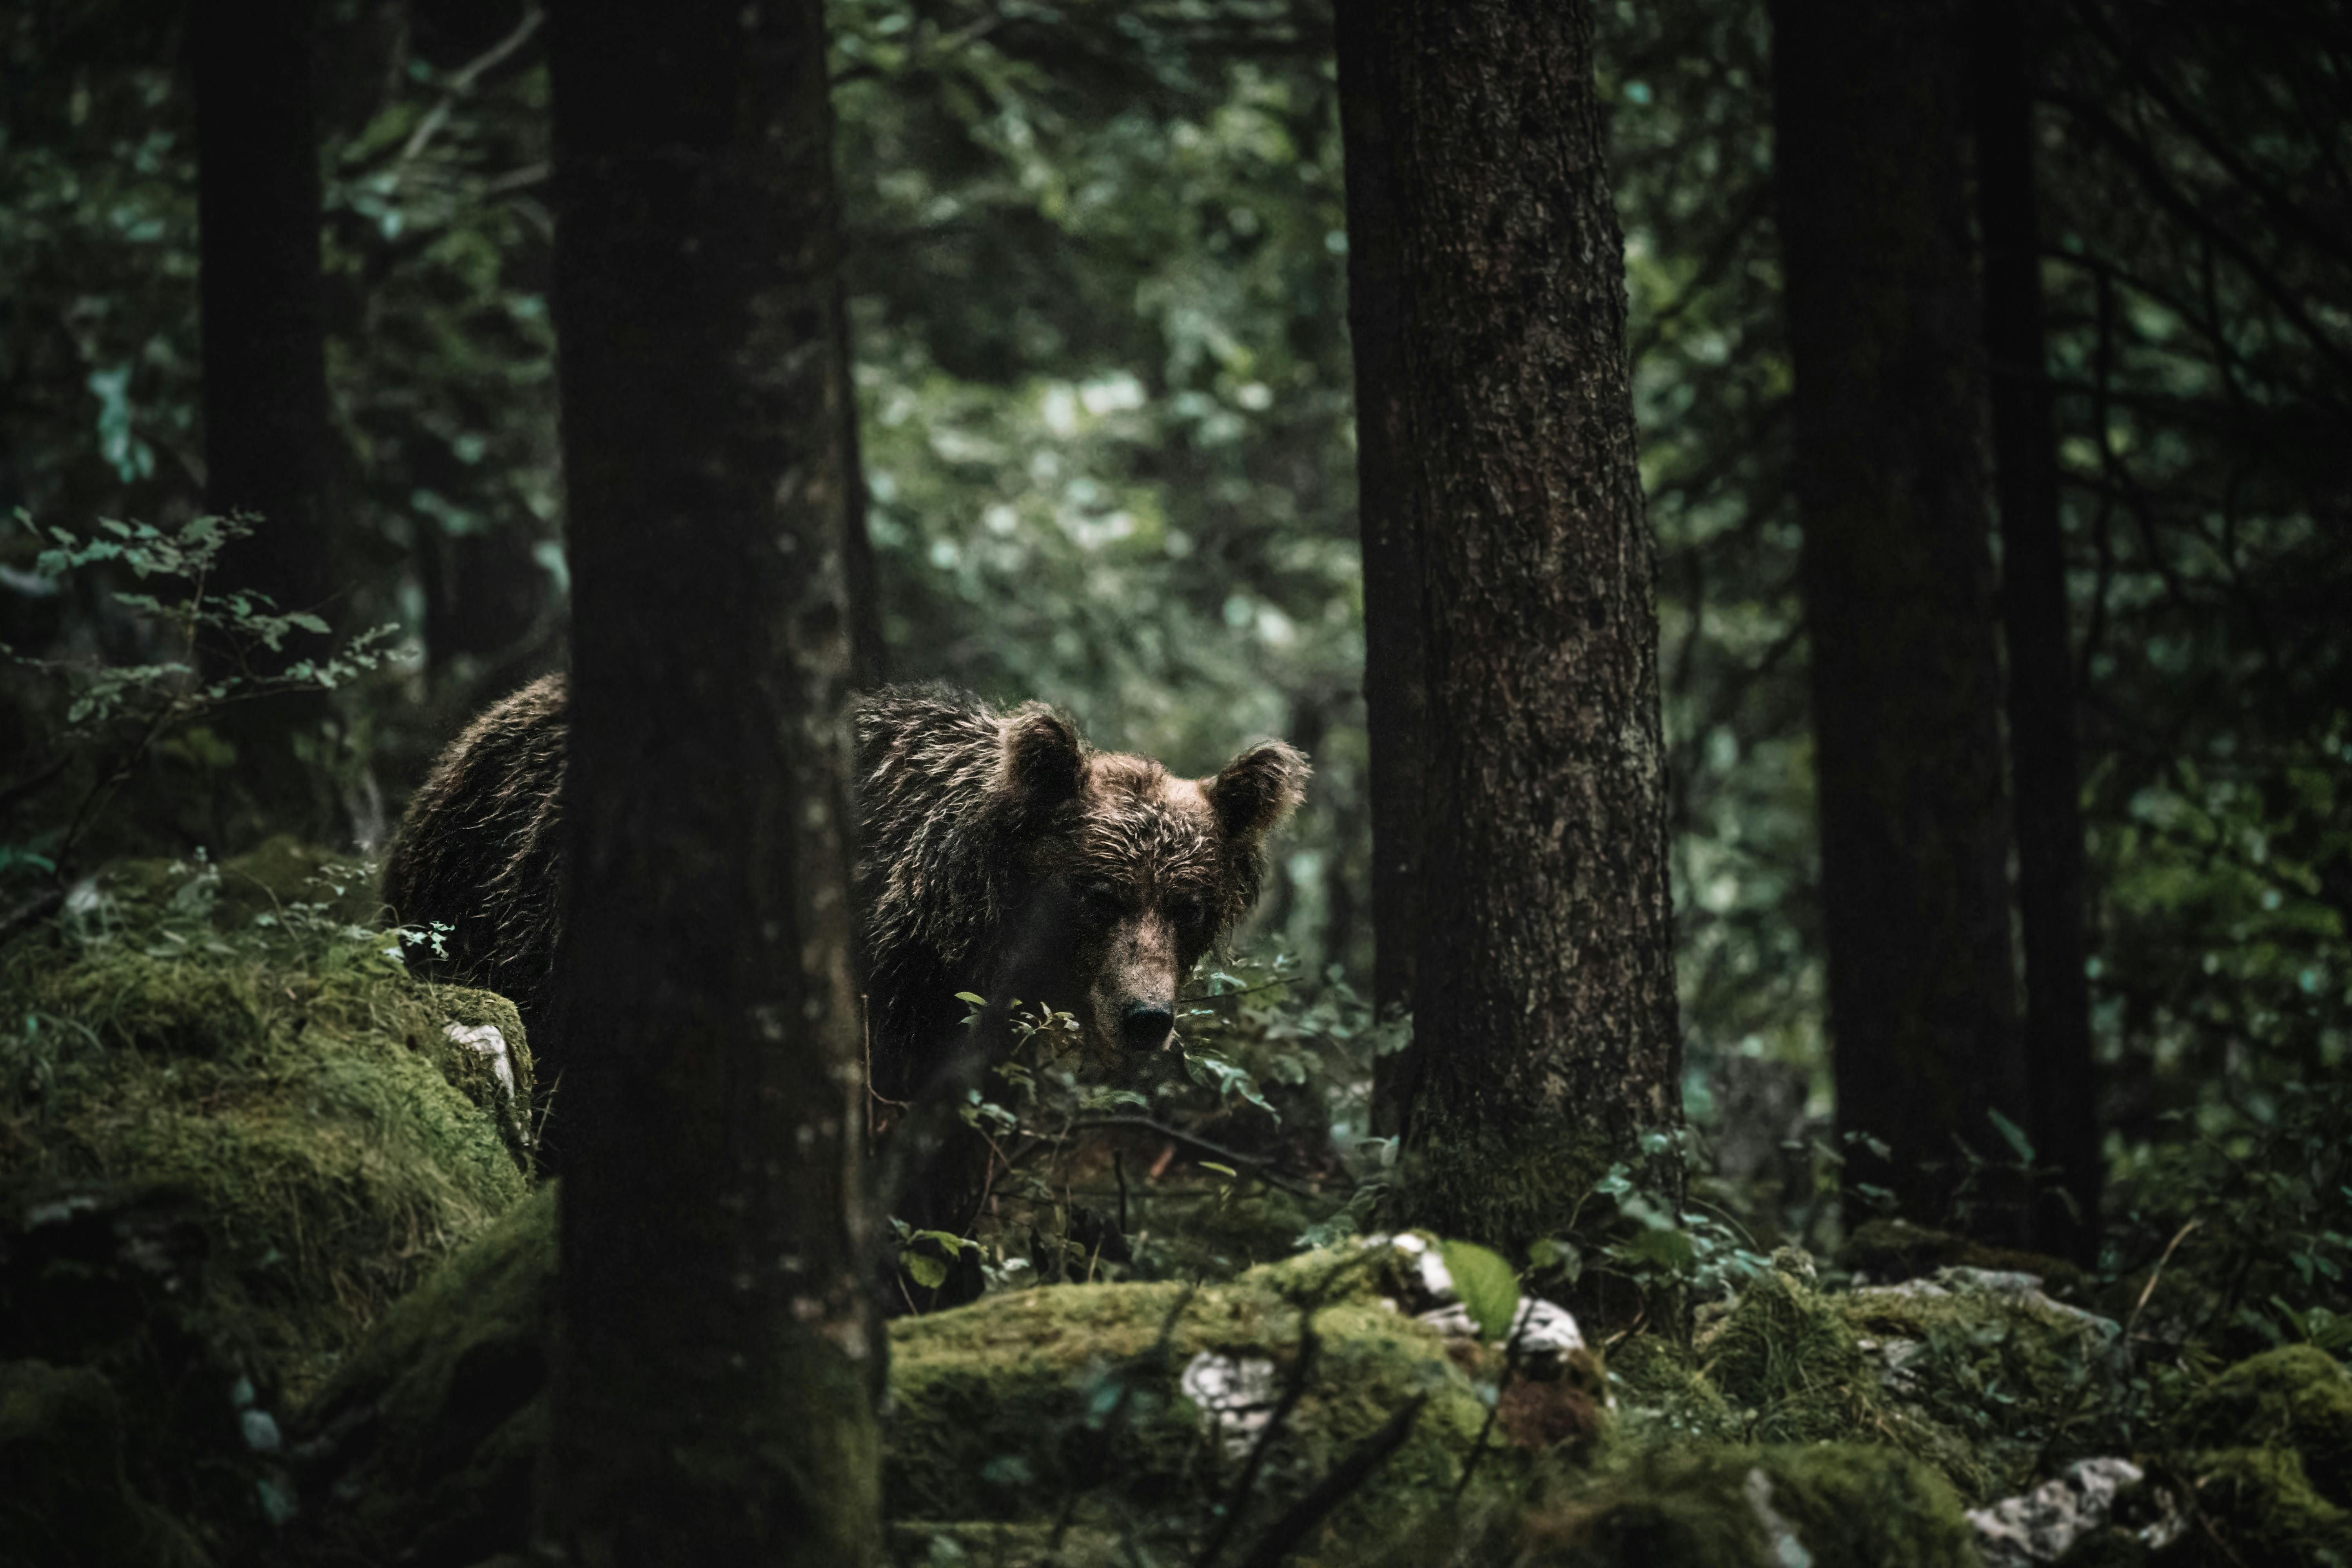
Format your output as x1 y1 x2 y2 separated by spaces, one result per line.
382 675 1308 1124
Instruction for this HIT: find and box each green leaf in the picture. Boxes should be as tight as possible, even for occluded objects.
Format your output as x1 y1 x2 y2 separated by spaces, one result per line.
1988 1107 2036 1164
1200 1161 1238 1179
1440 1239 1520 1343
906 1253 947 1289
954 991 987 1006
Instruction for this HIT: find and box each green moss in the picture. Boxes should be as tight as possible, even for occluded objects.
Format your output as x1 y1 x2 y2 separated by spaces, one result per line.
299 1213 1505 1566
1607 1334 1740 1445
1389 1122 1617 1255
1703 1268 1873 1440
2180 1346 2352 1510
1 854 535 1399
1839 1218 2088 1296
887 1257 1496 1559
1701 1268 1990 1500
1513 1443 1979 1568
212 837 383 929
1834 1270 2114 1494
2188 1447 2350 1566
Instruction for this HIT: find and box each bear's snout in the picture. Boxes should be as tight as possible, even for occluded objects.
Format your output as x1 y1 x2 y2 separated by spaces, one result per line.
1120 1001 1175 1053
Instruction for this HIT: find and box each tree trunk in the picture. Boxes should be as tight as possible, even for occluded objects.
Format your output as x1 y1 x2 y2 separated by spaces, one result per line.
191 0 341 835
543 0 883 1560
1343 0 1682 1251
836 276 891 690
1971 0 2101 1263
1335 7 1428 1144
1769 0 2032 1238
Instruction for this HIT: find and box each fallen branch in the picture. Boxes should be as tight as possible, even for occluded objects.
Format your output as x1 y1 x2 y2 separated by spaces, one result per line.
1230 1396 1428 1568
1065 1115 1322 1199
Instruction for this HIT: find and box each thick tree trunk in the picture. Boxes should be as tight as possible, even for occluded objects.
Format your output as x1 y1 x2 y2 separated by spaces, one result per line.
1344 0 1681 1250
1770 0 2032 1238
1971 0 2101 1263
543 0 883 1561
1335 7 1430 1142
837 276 890 690
191 0 340 833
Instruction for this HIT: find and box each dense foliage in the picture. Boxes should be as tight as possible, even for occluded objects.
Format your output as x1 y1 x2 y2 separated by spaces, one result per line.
5 0 2347 1274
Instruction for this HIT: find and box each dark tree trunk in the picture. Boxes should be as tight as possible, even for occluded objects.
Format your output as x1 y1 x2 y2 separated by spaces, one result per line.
837 277 890 690
1770 0 2032 1238
1336 8 1429 1147
1343 0 1681 1250
1971 0 2101 1264
191 0 341 832
543 0 882 1560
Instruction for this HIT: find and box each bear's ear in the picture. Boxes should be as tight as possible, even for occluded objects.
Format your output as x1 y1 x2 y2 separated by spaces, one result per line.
999 705 1086 814
1205 741 1310 848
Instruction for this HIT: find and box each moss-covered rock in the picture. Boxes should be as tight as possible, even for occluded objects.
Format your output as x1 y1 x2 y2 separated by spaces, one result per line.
1511 1443 1981 1568
2 853 535 1397
1606 1333 1740 1445
1702 1265 1991 1499
289 1205 1545 1567
2178 1345 2352 1510
2157 1346 2352 1565
1837 1270 2119 1495
2182 1447 2348 1565
284 1187 557 1568
1840 1218 2089 1298
888 1264 1494 1558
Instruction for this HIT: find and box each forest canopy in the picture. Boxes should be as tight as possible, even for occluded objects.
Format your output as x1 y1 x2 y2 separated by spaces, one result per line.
0 0 2347 1564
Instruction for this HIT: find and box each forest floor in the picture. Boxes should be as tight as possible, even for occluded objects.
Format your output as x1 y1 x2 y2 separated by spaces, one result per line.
1 847 2345 1567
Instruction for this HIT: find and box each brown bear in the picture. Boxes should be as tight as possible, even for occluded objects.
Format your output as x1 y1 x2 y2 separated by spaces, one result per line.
381 673 1308 1158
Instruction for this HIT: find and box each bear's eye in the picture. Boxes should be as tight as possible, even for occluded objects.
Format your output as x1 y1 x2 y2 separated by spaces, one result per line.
1071 878 1124 913
1167 896 1209 933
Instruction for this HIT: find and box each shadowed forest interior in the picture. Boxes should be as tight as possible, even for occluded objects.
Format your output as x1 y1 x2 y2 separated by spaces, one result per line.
1 1 2347 1564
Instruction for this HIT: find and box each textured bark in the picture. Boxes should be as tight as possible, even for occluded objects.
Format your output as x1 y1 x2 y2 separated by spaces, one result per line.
1972 0 2100 1263
1770 0 2032 1237
1346 1 1681 1250
543 0 882 1561
191 0 340 831
1335 6 1429 1142
836 275 890 690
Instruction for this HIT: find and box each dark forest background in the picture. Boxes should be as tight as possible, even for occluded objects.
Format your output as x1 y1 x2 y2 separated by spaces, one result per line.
2 0 2349 1561
8 0 2344 1256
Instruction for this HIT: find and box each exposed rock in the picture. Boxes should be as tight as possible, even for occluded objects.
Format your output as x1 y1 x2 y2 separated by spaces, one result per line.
1965 1457 2147 1567
1180 1350 1281 1458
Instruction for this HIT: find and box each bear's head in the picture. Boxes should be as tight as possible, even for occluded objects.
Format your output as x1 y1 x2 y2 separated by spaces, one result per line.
993 706 1309 1060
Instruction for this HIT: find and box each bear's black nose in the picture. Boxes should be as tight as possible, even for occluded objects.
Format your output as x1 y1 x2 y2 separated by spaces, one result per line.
1120 1003 1174 1052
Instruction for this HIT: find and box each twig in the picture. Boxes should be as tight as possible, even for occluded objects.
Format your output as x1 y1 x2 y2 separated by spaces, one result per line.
1190 1254 1385 1568
1228 1397 1428 1568
2126 1218 2201 1342
1048 1285 1196 1556
1191 1313 1324 1568
1452 1306 1531 1499
1065 1116 1321 1199
399 5 545 167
